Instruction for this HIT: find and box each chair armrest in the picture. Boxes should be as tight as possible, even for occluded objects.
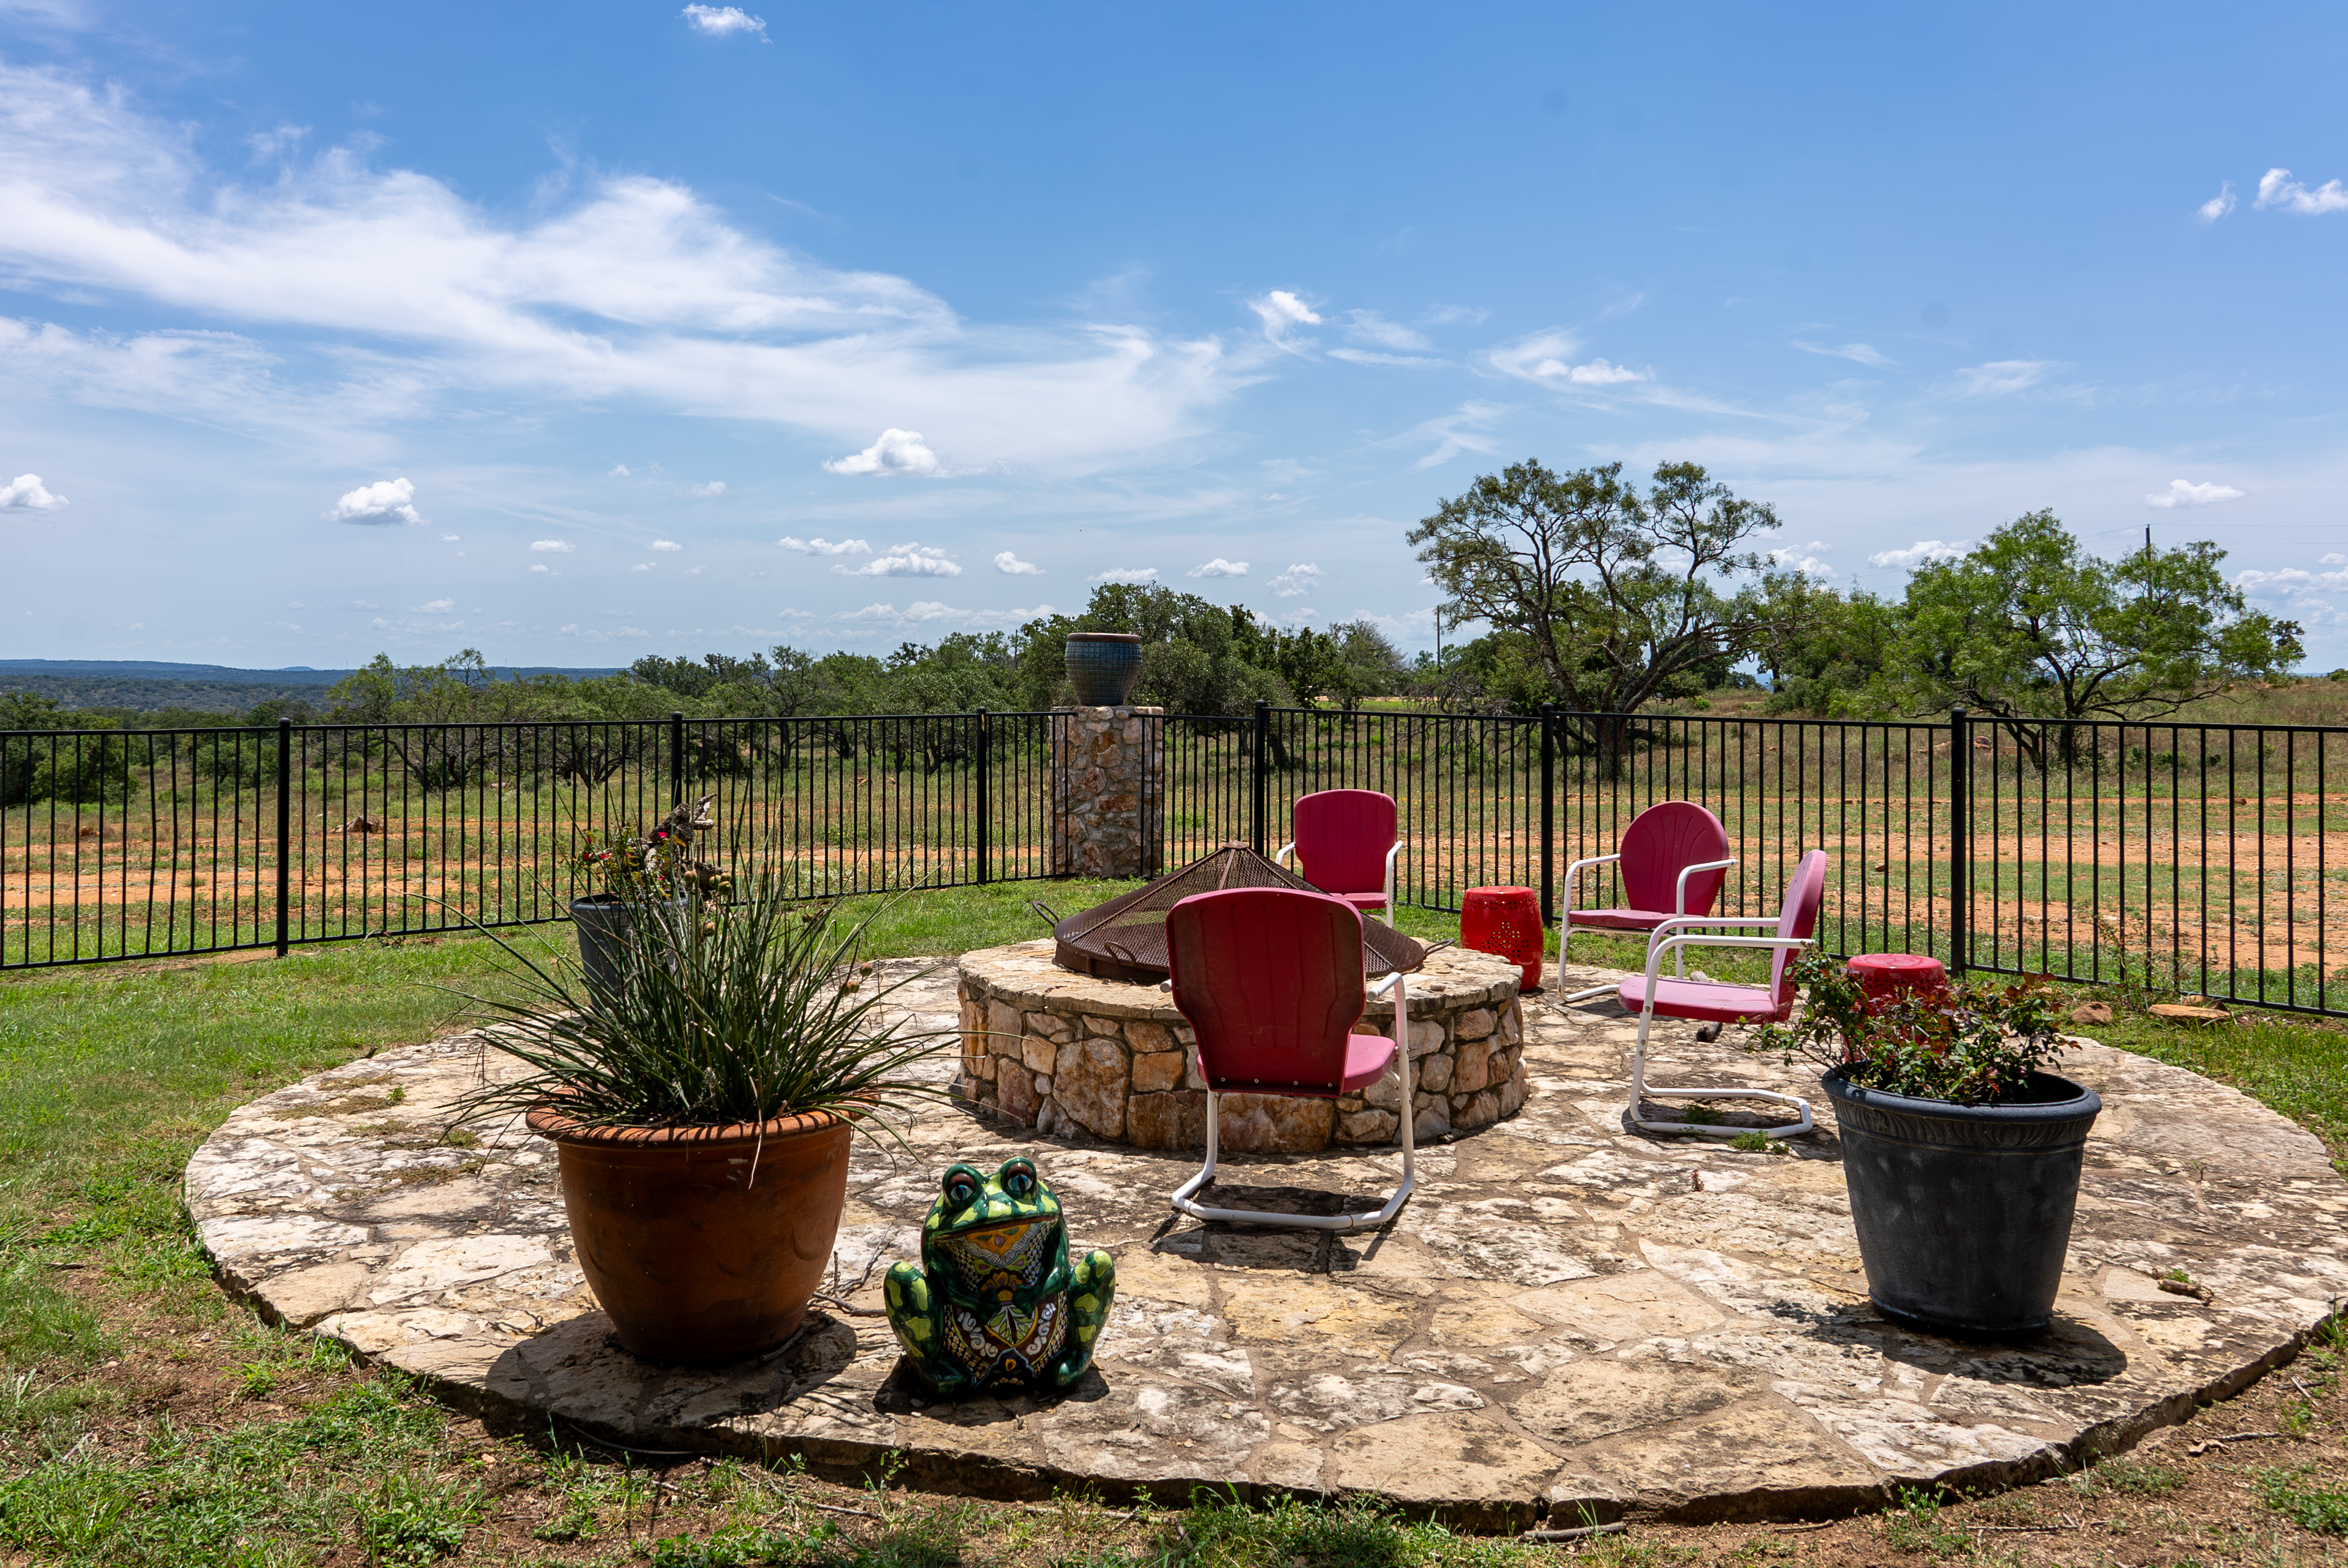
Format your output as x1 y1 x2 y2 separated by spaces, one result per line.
1559 853 1620 924
1643 933 1815 985
1367 971 1403 998
1383 840 1402 910
1275 841 1296 869
1673 858 1738 915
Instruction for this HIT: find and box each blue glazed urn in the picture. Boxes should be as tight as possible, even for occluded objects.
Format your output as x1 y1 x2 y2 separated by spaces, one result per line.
1064 632 1143 706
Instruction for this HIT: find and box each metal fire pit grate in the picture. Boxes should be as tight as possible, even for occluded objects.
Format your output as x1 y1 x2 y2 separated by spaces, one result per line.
1049 842 1428 984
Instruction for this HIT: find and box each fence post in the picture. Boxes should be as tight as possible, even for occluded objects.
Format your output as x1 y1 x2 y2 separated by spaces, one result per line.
1538 703 1557 923
274 717 292 958
975 708 990 885
1948 706 1968 974
669 710 685 809
1251 699 1270 856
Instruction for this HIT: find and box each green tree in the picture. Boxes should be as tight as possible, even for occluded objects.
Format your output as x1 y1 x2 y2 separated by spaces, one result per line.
1868 512 2303 743
1751 571 1901 715
1409 459 1778 751
1014 585 1294 715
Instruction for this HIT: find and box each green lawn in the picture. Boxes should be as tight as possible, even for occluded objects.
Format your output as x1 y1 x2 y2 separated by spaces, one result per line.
1 880 2344 1563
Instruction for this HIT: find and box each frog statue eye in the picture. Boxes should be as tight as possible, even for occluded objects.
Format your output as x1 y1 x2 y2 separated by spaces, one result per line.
941 1164 984 1209
997 1158 1038 1200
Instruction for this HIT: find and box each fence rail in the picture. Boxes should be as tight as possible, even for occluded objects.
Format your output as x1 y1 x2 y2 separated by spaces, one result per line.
4 705 2339 1016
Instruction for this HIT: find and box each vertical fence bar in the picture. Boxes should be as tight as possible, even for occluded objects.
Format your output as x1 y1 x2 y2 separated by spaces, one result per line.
669 711 685 810
1250 699 1269 856
1538 703 1556 923
274 717 292 958
974 707 990 885
1948 707 1968 975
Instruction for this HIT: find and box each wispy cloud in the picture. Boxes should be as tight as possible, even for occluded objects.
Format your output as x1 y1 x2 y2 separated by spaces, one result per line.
0 63 1236 474
680 4 766 39
530 538 574 552
0 472 70 512
836 542 961 578
1271 563 1320 598
1947 360 2058 399
1868 539 1968 570
1249 290 1321 352
2197 181 2237 223
778 536 870 555
1188 558 1248 578
326 476 421 525
2146 479 2245 509
823 429 943 476
412 597 455 613
1342 311 1432 352
1402 401 1505 471
1488 332 1649 387
2254 168 2348 215
993 551 1043 575
1088 566 1158 584
686 480 727 497
1793 341 1895 368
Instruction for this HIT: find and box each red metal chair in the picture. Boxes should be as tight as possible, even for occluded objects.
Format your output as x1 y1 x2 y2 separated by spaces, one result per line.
1558 801 1738 1000
1275 789 1401 923
1164 886 1414 1232
1614 849 1829 1140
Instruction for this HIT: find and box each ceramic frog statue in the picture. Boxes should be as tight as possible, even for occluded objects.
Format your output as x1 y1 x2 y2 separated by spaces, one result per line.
881 1156 1115 1395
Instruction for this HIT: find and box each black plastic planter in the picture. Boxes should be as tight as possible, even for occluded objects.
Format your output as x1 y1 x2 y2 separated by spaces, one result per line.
1823 1069 2101 1338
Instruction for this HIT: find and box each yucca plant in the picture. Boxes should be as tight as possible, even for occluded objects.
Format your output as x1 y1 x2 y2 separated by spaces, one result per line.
455 877 954 1132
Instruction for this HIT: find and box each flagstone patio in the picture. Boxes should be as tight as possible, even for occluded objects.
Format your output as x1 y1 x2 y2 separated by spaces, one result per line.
185 957 2348 1528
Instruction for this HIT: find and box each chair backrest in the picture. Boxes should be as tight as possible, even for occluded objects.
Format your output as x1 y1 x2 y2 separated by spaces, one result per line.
1164 887 1366 1094
1769 850 1830 1013
1290 789 1397 894
1617 801 1732 915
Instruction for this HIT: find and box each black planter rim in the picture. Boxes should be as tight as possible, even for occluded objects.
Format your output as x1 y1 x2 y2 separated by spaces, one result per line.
1821 1067 2099 1126
1063 631 1142 644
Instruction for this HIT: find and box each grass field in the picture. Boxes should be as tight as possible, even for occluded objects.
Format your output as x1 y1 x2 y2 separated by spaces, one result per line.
1 886 2345 1564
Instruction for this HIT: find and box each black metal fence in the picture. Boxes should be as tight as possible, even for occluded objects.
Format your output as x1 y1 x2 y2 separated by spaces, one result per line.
4 705 2339 1017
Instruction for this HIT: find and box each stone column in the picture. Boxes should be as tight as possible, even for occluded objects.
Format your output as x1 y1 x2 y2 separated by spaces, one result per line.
1049 706 1164 879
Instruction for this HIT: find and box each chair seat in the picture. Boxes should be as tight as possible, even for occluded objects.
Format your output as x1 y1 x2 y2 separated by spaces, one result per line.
1616 976 1788 1024
1568 907 1676 931
1330 889 1390 913
1209 1033 1397 1099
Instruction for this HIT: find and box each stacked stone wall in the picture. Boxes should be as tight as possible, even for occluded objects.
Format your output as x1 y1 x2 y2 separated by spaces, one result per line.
1048 705 1163 880
954 941 1530 1153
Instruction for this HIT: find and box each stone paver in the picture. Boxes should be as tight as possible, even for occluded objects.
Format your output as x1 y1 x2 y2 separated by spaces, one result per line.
186 958 2348 1527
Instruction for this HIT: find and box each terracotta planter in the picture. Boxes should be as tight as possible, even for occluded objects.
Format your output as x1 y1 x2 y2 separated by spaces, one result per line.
525 1104 853 1363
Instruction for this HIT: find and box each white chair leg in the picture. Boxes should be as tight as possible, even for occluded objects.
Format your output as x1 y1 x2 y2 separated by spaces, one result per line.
1625 1001 1813 1140
1559 923 1615 1003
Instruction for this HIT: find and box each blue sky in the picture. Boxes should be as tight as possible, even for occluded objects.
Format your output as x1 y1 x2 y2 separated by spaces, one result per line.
3 1 2346 670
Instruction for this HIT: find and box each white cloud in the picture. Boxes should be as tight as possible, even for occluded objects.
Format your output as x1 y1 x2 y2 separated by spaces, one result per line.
650 539 682 551
681 4 766 38
2197 181 2237 223
1271 562 1320 597
2254 168 2348 215
778 536 870 555
1249 290 1321 351
0 472 69 512
607 464 630 477
993 551 1043 575
531 538 574 552
0 63 1237 474
530 563 552 573
823 428 943 476
835 599 1053 632
2238 565 2348 592
1948 360 2057 398
837 541 961 578
326 476 421 525
1769 545 1836 579
1423 304 1488 325
1087 566 1158 585
2145 479 2245 509
1329 347 1443 368
905 600 958 621
1793 341 1895 368
1188 558 1248 578
686 480 727 497
2323 553 2347 566
1343 311 1432 351
439 532 460 542
1402 402 1505 471
1489 332 1650 386
412 597 454 612
1868 539 1969 570
631 563 654 573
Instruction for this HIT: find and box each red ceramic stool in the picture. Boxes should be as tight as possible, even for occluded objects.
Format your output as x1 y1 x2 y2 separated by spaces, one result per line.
1845 952 1949 1006
1462 886 1544 991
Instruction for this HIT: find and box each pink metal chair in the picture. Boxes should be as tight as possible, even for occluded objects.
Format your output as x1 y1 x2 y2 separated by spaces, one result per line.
1558 801 1738 1000
1275 789 1401 923
1615 848 1828 1140
1164 886 1413 1232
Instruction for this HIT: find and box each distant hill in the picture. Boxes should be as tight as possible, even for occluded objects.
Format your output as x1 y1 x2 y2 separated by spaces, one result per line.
0 659 622 714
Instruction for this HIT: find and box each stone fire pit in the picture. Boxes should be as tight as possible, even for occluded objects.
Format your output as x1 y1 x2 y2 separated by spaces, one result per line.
953 939 1528 1153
